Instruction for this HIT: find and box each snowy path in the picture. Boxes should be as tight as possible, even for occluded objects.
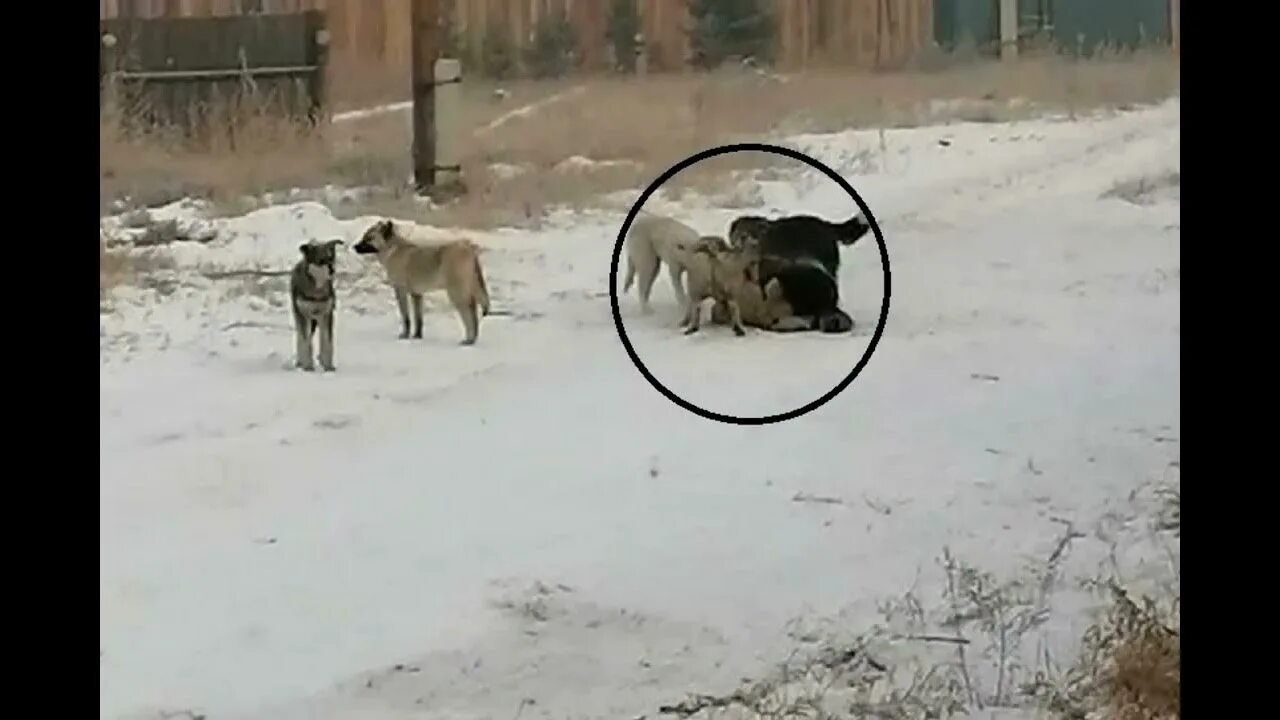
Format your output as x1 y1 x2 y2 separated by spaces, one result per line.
100 101 1179 719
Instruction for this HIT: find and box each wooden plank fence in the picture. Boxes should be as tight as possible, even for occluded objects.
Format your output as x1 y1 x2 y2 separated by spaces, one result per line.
775 0 933 69
103 0 939 85
100 8 328 133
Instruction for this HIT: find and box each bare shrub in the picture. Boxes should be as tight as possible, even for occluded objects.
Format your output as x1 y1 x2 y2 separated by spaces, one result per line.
100 237 129 298
649 486 1181 720
1033 582 1179 720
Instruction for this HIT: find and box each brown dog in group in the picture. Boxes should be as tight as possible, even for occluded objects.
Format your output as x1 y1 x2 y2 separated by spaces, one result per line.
352 219 491 345
680 235 749 336
680 236 807 336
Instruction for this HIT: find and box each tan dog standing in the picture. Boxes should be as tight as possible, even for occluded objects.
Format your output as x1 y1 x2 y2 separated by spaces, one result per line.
621 212 703 314
353 219 491 345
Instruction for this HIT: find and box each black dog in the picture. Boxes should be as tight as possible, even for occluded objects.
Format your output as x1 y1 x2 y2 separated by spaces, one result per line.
727 212 870 334
758 256 854 334
729 212 871 277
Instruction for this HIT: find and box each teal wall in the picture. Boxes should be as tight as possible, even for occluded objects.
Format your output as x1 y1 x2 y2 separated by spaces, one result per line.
1051 0 1171 53
934 0 999 54
934 0 1172 55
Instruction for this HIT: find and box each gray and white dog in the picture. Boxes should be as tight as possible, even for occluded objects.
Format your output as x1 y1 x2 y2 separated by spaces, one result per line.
290 238 344 372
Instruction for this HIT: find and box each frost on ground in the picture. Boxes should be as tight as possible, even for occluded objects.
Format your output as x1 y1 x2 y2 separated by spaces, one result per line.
100 100 1179 720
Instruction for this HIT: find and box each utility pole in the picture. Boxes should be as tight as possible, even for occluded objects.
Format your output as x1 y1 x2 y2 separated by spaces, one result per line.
410 0 441 193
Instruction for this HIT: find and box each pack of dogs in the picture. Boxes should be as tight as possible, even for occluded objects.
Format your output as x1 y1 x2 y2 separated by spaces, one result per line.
290 209 869 371
623 210 871 337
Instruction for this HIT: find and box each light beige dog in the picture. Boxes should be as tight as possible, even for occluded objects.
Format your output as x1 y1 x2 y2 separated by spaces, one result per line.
352 219 491 345
621 212 703 314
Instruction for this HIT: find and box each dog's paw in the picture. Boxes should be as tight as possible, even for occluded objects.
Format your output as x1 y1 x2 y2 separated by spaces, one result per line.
321 364 337 372
733 326 746 337
683 326 699 336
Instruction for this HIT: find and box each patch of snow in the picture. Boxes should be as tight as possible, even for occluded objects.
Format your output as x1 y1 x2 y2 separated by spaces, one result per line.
553 155 643 174
474 85 587 138
331 100 412 124
488 162 530 180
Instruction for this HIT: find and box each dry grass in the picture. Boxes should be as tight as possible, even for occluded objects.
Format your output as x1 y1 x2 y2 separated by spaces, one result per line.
101 47 1179 227
100 236 129 298
101 237 179 304
1094 588 1180 720
1036 582 1180 720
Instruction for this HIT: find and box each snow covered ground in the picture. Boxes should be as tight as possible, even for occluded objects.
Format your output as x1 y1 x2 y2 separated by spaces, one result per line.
100 99 1179 719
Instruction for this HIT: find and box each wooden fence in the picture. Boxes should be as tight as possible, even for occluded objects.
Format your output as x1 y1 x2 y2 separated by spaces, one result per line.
775 0 933 69
101 9 329 132
102 1 937 83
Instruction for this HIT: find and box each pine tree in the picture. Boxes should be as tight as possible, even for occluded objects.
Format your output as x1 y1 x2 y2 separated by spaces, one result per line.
607 0 641 74
525 9 579 79
687 0 775 69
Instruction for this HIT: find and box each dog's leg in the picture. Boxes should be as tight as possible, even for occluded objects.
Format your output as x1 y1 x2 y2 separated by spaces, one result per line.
411 293 425 340
682 297 703 335
318 309 336 372
637 256 660 315
447 284 480 345
622 256 636 293
293 306 315 371
394 288 411 339
473 258 491 317
727 299 746 337
678 296 694 328
667 262 688 307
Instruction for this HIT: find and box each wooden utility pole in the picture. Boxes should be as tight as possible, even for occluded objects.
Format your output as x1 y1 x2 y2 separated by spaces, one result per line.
410 0 441 193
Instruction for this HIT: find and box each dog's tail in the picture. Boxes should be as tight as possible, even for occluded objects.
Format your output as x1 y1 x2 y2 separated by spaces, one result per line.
836 215 873 246
472 253 491 316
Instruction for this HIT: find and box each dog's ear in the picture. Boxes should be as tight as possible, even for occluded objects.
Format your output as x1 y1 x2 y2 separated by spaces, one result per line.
326 238 345 248
377 219 394 238
299 242 314 259
763 277 783 299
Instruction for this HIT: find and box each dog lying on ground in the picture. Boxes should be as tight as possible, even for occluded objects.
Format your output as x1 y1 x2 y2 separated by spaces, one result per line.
621 212 703 314
756 255 853 333
724 211 869 334
728 212 871 276
290 238 344 372
352 219 491 345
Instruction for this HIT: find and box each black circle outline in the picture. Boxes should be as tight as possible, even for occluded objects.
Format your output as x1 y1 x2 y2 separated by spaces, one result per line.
609 143 892 426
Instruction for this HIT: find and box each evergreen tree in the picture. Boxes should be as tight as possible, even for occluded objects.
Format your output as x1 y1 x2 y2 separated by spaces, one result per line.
687 0 775 69
525 9 579 79
607 0 641 74
480 22 516 80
